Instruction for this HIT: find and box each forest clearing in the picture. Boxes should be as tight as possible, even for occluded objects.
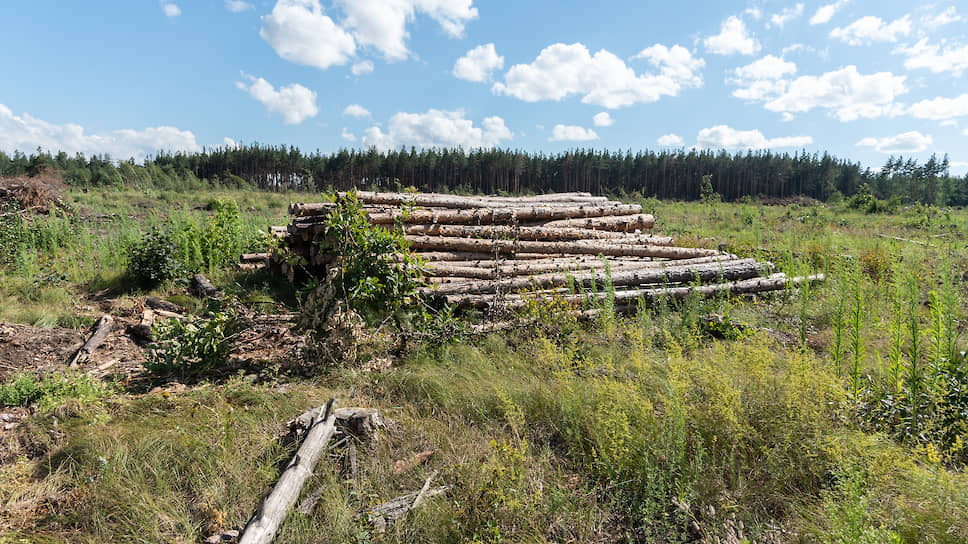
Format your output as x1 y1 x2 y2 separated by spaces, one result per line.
1 158 967 544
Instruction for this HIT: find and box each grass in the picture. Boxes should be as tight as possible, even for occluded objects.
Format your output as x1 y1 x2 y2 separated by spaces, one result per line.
1 187 967 542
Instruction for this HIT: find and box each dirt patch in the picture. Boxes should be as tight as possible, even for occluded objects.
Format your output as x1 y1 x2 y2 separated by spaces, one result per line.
0 321 145 380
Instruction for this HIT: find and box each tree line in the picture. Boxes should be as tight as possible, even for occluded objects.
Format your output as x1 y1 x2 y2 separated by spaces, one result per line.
1 145 965 205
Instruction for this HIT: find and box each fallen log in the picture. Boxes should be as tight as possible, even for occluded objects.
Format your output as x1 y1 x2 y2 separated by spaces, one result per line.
541 214 656 232
360 477 451 532
146 296 185 314
400 223 672 244
426 254 735 280
365 204 643 225
405 236 719 259
68 315 113 368
239 400 337 544
191 274 220 299
338 191 612 209
431 258 765 298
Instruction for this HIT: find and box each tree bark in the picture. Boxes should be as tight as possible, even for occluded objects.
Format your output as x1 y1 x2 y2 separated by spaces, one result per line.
68 314 113 368
430 258 764 298
239 402 337 544
405 236 718 259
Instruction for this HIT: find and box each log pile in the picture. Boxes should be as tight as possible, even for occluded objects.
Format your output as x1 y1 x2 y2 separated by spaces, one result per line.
274 191 821 312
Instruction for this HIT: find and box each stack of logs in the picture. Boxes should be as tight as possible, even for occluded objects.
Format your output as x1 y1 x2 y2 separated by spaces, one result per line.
276 191 823 312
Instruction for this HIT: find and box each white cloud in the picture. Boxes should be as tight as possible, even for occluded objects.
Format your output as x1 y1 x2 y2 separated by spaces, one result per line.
162 3 181 17
362 109 512 150
729 55 797 101
696 125 812 150
769 3 804 28
549 125 599 142
351 60 374 76
895 39 968 76
592 112 614 127
260 0 356 70
657 133 684 146
745 65 906 122
0 103 200 159
341 128 357 142
857 131 932 153
940 120 957 127
236 74 319 125
492 42 704 109
745 7 763 20
343 104 371 118
704 16 760 56
830 15 912 46
809 0 848 25
225 0 252 12
222 137 239 148
922 7 963 28
908 94 968 121
781 112 795 121
950 161 968 175
453 43 504 82
334 0 478 61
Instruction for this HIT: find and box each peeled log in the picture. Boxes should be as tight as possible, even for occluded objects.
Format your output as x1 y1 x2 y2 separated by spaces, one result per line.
405 236 718 260
366 204 643 225
68 315 113 368
431 258 765 298
541 214 655 232
239 403 337 544
401 223 672 244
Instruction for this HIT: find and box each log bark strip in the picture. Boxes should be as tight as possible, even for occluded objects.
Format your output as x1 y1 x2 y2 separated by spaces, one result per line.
366 204 643 225
68 315 113 368
239 400 337 544
405 236 718 259
433 258 765 299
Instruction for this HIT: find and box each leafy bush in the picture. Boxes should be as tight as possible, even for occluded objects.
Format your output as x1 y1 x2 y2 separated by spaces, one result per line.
127 228 184 287
145 309 239 377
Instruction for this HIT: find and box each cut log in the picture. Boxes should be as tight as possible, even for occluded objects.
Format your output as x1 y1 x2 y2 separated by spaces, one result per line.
432 258 766 299
239 400 337 544
339 191 611 209
242 252 270 262
366 204 643 225
448 273 825 311
405 236 718 259
426 254 734 280
191 274 220 299
68 315 113 368
145 296 185 314
541 214 656 232
360 481 452 532
127 309 155 341
399 223 671 244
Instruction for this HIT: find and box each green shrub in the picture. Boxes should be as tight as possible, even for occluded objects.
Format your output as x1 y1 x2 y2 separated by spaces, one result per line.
145 308 239 377
0 372 114 410
127 228 184 287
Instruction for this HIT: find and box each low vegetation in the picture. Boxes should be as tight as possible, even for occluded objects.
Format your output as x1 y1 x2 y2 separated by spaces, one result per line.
0 168 967 543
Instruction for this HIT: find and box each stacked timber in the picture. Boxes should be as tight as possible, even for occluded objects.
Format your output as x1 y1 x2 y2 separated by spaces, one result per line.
274 191 823 312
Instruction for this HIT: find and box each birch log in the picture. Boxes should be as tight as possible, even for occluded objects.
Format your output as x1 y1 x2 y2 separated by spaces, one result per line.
365 204 642 225
405 236 718 259
400 223 672 244
239 402 337 544
68 315 113 368
541 214 656 231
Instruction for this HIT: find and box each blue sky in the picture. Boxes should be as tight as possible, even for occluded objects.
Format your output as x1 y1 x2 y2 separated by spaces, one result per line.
1 0 967 174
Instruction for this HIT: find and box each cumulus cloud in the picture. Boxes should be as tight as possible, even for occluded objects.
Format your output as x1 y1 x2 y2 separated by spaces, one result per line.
162 3 181 17
260 0 356 70
696 125 813 150
704 16 760 56
729 65 907 122
225 0 252 12
362 109 512 150
341 128 357 142
809 0 848 25
492 42 704 109
0 103 200 159
922 7 963 28
729 55 797 101
222 137 239 148
453 43 504 82
857 131 932 153
592 112 614 127
351 60 375 75
343 104 371 118
907 94 968 120
895 39 968 76
236 74 318 125
769 3 804 28
334 0 477 61
657 133 684 146
549 125 599 142
830 15 911 46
